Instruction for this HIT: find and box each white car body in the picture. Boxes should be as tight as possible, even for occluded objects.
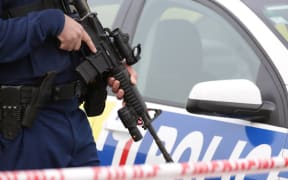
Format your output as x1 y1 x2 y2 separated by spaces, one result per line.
87 0 288 179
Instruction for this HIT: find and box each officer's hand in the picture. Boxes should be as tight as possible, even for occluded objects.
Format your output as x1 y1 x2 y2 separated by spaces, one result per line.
57 15 96 53
108 65 137 99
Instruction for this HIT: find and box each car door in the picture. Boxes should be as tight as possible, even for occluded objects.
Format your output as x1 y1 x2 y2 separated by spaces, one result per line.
116 0 288 177
87 0 288 179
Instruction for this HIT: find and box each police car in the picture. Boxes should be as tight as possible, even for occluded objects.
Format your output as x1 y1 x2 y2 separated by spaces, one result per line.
87 0 288 179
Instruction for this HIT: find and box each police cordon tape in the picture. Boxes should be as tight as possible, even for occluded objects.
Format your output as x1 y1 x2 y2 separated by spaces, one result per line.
1 156 288 180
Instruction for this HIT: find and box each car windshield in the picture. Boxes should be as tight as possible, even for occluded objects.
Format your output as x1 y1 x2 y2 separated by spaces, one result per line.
242 0 288 48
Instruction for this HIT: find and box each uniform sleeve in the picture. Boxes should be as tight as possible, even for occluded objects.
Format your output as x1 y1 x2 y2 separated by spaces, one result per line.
0 9 65 63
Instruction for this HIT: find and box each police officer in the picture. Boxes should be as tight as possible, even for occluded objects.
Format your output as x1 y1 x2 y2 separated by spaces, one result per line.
0 0 137 170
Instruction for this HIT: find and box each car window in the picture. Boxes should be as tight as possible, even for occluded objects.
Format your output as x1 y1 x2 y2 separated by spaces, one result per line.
87 0 122 28
132 0 261 107
242 0 288 49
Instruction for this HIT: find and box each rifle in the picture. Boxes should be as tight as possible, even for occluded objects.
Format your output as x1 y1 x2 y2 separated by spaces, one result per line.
72 0 173 163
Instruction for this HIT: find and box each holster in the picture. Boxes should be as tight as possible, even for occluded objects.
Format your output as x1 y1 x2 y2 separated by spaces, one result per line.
0 72 56 139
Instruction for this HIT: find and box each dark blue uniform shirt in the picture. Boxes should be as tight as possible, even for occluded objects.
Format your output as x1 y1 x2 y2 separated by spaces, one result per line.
0 0 85 111
0 0 80 85
0 0 100 170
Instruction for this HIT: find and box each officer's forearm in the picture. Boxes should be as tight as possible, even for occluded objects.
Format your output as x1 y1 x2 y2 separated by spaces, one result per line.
0 9 64 62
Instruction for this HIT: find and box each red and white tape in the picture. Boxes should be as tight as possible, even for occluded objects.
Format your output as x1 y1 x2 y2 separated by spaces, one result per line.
1 157 288 180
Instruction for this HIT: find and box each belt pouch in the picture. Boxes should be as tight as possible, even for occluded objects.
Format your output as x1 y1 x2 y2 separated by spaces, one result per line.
0 86 22 140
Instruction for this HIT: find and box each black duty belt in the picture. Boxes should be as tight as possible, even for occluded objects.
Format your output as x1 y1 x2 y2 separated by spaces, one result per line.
0 80 87 140
0 80 86 105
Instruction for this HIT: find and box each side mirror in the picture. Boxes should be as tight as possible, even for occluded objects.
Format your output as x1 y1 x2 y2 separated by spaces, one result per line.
186 79 275 120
